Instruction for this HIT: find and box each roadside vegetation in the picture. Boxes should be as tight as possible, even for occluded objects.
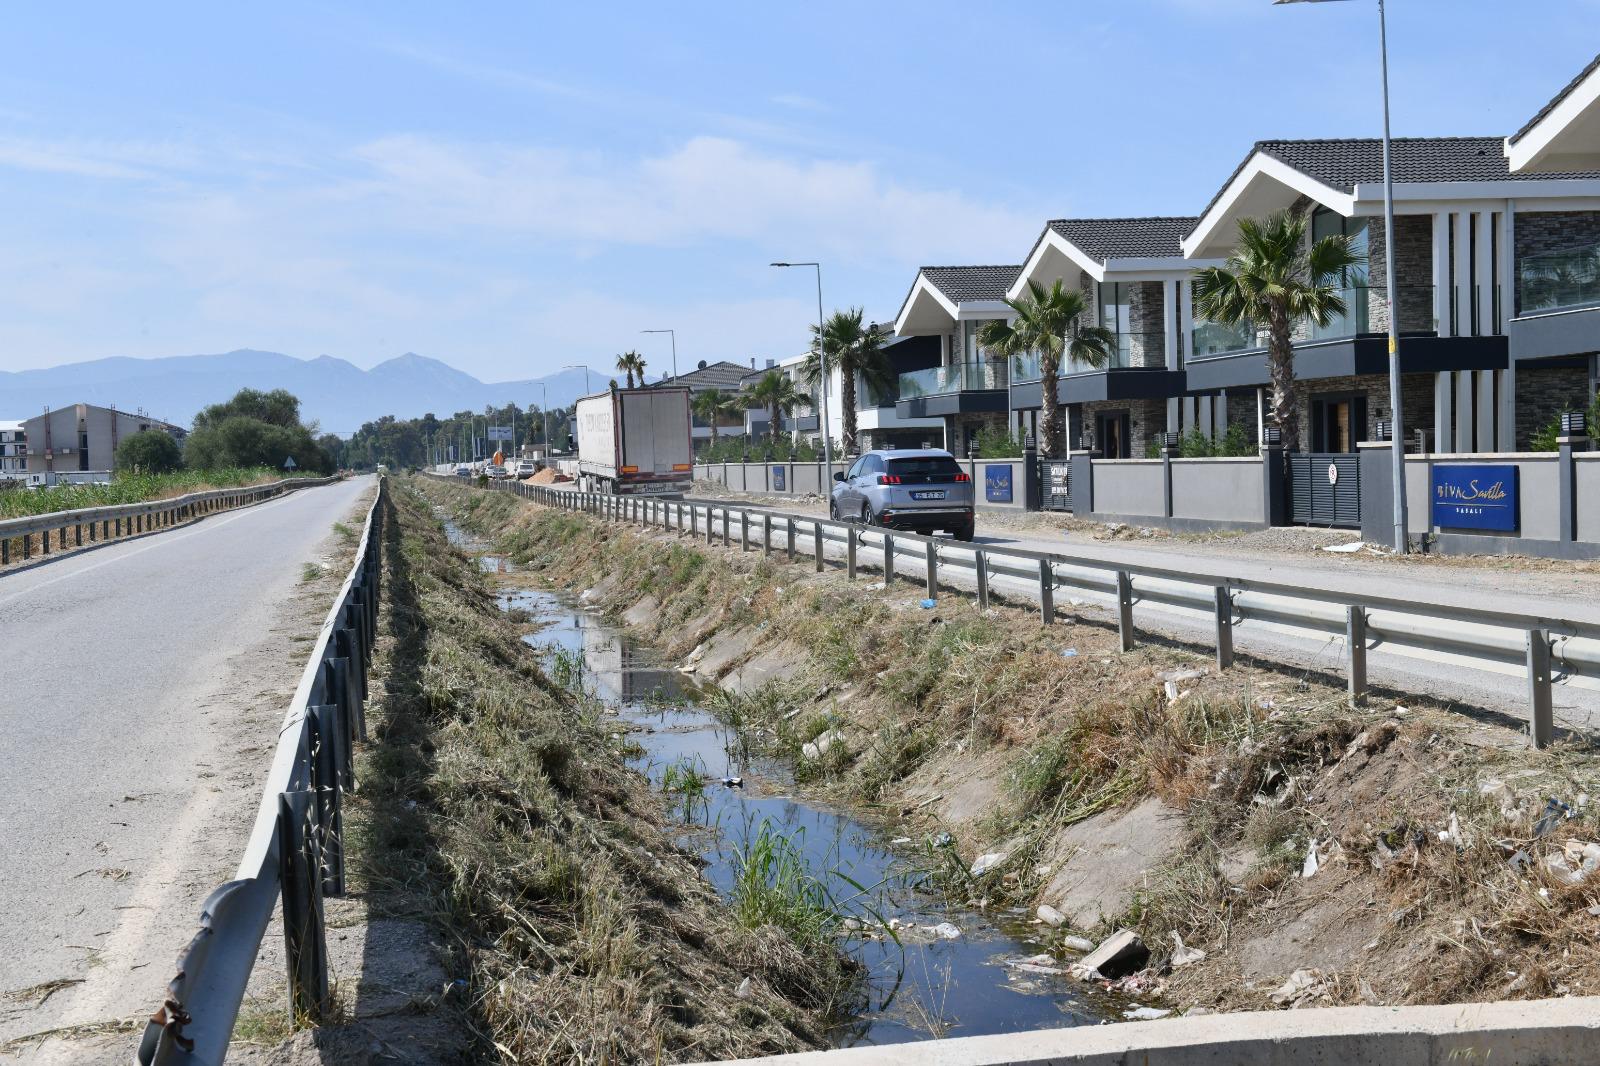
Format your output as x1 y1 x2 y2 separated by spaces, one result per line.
0 466 309 519
420 474 1600 1016
352 482 838 1063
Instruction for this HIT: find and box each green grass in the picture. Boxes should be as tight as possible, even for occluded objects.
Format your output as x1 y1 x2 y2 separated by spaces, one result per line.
0 467 310 519
661 756 711 821
729 821 846 949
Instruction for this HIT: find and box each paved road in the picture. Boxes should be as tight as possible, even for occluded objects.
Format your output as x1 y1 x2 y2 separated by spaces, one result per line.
0 476 371 1054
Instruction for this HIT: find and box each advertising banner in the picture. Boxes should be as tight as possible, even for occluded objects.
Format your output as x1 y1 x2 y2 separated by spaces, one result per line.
1432 464 1518 531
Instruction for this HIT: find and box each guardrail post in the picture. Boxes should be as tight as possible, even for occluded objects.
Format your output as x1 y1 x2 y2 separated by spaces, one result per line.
740 511 750 551
882 534 894 587
1038 559 1054 623
1213 586 1234 670
42 527 51 554
306 705 346 897
706 506 716 545
975 549 989 610
278 791 330 1025
1116 570 1135 651
925 541 938 597
762 513 772 556
1 538 7 565
785 517 796 563
813 523 824 572
1528 628 1554 748
846 525 857 579
1346 606 1368 707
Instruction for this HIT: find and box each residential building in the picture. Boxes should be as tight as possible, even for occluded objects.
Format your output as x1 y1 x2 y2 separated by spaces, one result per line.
739 358 816 442
891 265 1019 455
0 421 26 477
1504 54 1600 427
654 359 752 448
1181 134 1600 453
1007 218 1224 457
19 403 186 474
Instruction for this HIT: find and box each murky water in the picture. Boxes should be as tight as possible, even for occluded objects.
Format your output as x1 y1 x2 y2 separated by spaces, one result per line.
451 521 1114 1047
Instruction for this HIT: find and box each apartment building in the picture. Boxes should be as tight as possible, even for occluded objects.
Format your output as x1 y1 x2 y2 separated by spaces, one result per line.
19 403 186 473
0 421 26 477
654 359 752 447
891 265 1019 454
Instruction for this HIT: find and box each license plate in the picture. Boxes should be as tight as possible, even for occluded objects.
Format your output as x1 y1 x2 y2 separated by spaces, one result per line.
911 490 946 500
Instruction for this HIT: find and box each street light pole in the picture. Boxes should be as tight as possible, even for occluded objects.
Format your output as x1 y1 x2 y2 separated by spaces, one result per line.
1276 0 1407 553
564 363 592 395
771 261 833 475
539 382 550 458
641 329 677 381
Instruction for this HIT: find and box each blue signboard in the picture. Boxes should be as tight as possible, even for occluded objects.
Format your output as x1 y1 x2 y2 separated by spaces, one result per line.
984 464 1013 503
1432 464 1518 531
771 465 786 492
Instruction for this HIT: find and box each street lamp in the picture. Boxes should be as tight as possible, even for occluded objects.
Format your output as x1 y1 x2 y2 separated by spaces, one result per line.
563 363 592 395
1275 0 1407 552
538 382 550 458
641 329 678 381
770 261 833 476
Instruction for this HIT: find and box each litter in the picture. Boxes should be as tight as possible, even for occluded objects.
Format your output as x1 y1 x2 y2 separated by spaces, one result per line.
932 922 963 940
734 977 753 999
929 830 954 848
866 581 887 591
1123 1007 1172 1021
970 852 1008 878
889 836 912 845
1170 931 1206 968
720 777 744 788
1301 839 1322 879
920 598 937 609
1534 798 1574 838
1322 541 1365 553
1060 935 1096 954
1036 904 1065 927
1061 648 1079 658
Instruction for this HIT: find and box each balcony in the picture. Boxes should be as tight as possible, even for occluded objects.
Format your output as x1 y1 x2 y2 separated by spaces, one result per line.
897 360 1009 398
1518 240 1600 315
1189 285 1437 358
1010 331 1168 382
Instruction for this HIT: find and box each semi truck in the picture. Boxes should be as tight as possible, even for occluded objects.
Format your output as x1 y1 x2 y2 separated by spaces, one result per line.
573 386 694 495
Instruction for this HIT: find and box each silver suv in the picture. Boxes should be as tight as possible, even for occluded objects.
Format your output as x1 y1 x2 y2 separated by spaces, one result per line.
830 448 975 540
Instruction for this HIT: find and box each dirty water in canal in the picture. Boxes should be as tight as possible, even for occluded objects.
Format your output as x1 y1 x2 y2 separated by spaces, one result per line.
450 522 1117 1048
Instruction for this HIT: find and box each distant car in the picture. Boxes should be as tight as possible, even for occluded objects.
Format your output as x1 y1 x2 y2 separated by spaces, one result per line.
454 464 472 478
830 448 974 539
515 459 537 477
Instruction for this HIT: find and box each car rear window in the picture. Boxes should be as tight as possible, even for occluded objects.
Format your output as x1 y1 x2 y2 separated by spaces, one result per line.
888 457 962 476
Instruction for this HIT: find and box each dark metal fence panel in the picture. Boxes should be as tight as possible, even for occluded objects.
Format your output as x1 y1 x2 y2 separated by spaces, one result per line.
136 477 386 1065
1288 454 1361 528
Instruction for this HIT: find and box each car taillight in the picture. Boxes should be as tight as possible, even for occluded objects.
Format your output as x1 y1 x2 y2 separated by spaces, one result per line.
954 473 970 482
878 474 901 485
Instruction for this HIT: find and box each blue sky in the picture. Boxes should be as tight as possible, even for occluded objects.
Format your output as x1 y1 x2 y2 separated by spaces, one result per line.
2 1 1596 381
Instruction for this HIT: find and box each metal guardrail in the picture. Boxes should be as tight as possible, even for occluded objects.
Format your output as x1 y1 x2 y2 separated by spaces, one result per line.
0 476 340 565
134 477 386 1065
472 476 1600 747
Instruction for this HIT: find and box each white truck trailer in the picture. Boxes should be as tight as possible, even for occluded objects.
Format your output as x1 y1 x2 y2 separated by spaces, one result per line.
573 386 694 495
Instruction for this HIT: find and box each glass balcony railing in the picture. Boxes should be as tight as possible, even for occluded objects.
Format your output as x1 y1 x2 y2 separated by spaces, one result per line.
1009 332 1167 380
1190 285 1437 358
1011 352 1042 382
897 360 1009 398
1518 241 1600 315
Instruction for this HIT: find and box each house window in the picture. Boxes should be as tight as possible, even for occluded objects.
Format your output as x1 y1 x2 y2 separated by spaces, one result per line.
1310 208 1370 288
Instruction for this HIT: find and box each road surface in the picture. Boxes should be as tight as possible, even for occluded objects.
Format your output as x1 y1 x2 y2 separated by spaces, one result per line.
0 476 372 1059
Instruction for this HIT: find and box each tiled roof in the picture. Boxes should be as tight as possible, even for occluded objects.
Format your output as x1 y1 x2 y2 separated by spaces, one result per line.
1046 217 1196 262
1510 53 1600 145
918 265 1020 304
656 359 753 390
1193 137 1600 235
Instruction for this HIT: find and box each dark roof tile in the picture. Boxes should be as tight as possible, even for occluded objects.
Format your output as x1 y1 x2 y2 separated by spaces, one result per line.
1510 53 1600 145
918 265 1020 304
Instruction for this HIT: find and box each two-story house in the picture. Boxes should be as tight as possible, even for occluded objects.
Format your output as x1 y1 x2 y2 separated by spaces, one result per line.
891 265 1019 455
0 421 26 477
1180 135 1600 454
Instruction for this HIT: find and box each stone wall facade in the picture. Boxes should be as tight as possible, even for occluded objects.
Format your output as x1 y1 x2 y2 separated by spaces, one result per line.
1287 372 1434 452
1080 398 1167 458
1516 364 1592 448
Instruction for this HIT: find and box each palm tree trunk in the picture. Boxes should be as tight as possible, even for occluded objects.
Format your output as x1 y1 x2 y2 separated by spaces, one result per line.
1039 355 1061 459
1267 304 1298 452
840 361 858 456
770 402 780 443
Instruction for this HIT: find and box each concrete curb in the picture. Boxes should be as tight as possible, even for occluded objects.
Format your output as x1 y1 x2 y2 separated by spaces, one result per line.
704 998 1600 1065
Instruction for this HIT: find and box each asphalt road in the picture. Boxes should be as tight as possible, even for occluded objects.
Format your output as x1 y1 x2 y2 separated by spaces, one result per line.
0 476 372 1054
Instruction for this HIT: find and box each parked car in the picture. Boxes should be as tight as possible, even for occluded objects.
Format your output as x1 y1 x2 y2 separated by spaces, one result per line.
486 463 510 479
830 448 974 539
515 459 537 477
454 464 472 478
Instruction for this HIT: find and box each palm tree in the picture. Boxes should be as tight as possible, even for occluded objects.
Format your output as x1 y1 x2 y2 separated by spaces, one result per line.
1192 210 1361 452
691 388 740 444
977 279 1115 457
799 307 891 456
615 350 647 388
746 370 803 443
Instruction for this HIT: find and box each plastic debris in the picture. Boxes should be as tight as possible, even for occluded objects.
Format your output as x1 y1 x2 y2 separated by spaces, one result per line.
1301 839 1321 879
1123 1007 1172 1021
1322 541 1365 553
720 776 744 789
932 922 963 940
866 581 886 591
929 831 954 848
970 852 1008 878
1170 931 1206 968
1061 647 1079 658
1270 969 1324 1007
1534 798 1574 838
1060 935 1096 954
734 977 753 999
1036 904 1066 927
889 836 912 845
920 598 937 609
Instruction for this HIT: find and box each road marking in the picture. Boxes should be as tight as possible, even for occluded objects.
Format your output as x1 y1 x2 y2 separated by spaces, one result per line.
0 485 343 609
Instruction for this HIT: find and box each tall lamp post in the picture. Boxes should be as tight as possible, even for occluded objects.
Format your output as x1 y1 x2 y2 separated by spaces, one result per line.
641 328 678 381
564 363 592 395
1276 0 1407 552
770 261 833 475
538 382 550 458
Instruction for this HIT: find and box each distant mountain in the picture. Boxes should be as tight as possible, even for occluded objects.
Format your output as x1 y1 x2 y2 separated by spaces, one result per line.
0 350 606 435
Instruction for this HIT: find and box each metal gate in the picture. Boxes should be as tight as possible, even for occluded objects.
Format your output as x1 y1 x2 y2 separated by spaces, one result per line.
1288 453 1361 528
1041 459 1072 511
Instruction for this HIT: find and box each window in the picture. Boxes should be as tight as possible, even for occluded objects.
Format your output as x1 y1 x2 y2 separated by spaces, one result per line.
846 457 866 479
1099 283 1131 334
1310 208 1369 287
887 456 962 477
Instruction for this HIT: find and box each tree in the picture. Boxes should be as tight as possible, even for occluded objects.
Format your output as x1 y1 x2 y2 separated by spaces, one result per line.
192 387 302 431
115 430 183 474
1192 210 1361 452
745 371 803 443
615 350 646 389
690 388 741 445
185 388 333 473
977 279 1115 457
799 307 891 455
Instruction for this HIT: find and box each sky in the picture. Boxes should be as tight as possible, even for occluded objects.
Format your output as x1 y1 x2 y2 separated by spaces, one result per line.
2 1 1597 382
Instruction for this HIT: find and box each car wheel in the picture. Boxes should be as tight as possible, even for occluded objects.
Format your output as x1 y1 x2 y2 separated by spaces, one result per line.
828 499 838 521
953 523 975 542
860 502 874 527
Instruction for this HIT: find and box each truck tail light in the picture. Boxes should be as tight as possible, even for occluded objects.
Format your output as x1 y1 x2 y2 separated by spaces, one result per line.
672 463 692 472
620 465 639 474
878 474 901 485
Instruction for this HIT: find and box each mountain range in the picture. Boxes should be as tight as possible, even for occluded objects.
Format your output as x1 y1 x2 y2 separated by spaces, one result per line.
0 350 610 435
